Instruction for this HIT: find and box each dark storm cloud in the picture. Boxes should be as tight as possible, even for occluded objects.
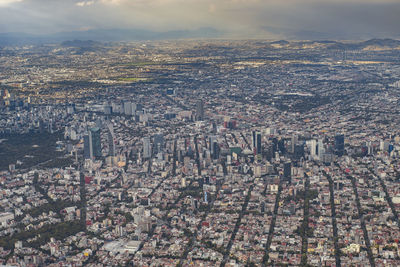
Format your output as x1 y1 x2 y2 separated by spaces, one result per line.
0 0 399 39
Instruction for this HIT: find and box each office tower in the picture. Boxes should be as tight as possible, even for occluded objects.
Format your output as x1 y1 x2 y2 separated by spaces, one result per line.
318 139 324 159
142 137 151 159
294 143 305 159
209 136 216 153
196 100 204 121
208 136 219 159
123 101 133 115
107 123 116 157
291 134 298 154
84 128 102 159
256 132 262 154
334 134 345 157
252 131 256 150
213 141 220 160
90 127 102 158
278 138 285 154
284 161 291 182
84 134 92 159
252 131 262 155
153 134 164 154
310 139 317 157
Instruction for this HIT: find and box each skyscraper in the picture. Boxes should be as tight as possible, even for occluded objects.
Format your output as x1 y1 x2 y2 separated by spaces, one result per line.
256 132 262 154
213 141 220 160
123 101 133 115
334 134 345 157
90 127 102 158
196 100 204 121
252 131 262 155
84 127 102 159
153 134 164 154
318 139 324 159
283 161 292 183
107 123 116 157
84 134 92 159
291 134 298 154
310 139 317 158
209 136 217 155
142 137 151 159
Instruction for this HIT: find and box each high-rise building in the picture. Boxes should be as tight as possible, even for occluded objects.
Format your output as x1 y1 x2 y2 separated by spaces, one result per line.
310 139 317 158
278 138 285 154
283 161 292 182
90 127 102 158
334 135 345 157
123 101 133 115
252 131 262 155
212 141 220 160
84 127 102 159
318 139 324 159
107 123 116 157
153 134 164 154
90 128 101 157
83 134 92 159
196 100 204 121
209 136 219 159
283 162 291 177
291 135 298 154
142 137 151 159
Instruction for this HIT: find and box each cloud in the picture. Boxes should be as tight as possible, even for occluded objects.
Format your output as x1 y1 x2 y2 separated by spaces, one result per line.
0 0 22 6
0 0 399 39
76 1 95 7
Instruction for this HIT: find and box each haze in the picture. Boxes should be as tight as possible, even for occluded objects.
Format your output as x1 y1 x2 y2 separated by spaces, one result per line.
0 0 399 39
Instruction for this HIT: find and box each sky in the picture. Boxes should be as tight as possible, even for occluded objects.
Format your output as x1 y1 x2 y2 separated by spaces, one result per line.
0 0 399 39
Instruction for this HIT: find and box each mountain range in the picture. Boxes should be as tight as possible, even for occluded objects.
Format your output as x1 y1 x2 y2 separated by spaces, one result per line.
0 28 222 46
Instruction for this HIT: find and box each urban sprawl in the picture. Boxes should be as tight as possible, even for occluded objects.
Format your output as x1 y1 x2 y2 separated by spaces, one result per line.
1 40 400 266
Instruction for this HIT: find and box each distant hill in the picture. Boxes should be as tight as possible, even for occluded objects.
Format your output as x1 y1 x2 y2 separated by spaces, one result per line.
265 39 400 50
327 38 400 50
61 40 101 47
0 27 222 46
270 40 290 45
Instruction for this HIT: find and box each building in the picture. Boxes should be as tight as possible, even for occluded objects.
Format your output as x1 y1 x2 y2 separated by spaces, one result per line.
196 100 204 121
153 134 164 154
283 161 291 182
142 137 151 159
209 136 218 159
84 127 102 159
291 134 298 154
0 212 14 227
107 123 116 157
310 139 317 158
318 139 325 159
212 141 220 160
123 101 133 115
252 131 262 155
335 134 345 157
90 128 102 158
83 134 92 159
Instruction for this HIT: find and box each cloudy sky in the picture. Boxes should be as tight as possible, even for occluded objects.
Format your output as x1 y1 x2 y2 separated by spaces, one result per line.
0 0 399 39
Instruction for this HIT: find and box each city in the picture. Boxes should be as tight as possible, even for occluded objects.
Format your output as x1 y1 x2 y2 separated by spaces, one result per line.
0 39 400 266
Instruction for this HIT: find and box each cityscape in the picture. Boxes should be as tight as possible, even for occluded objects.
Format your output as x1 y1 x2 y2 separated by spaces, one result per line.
0 39 400 266
1 0 400 267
